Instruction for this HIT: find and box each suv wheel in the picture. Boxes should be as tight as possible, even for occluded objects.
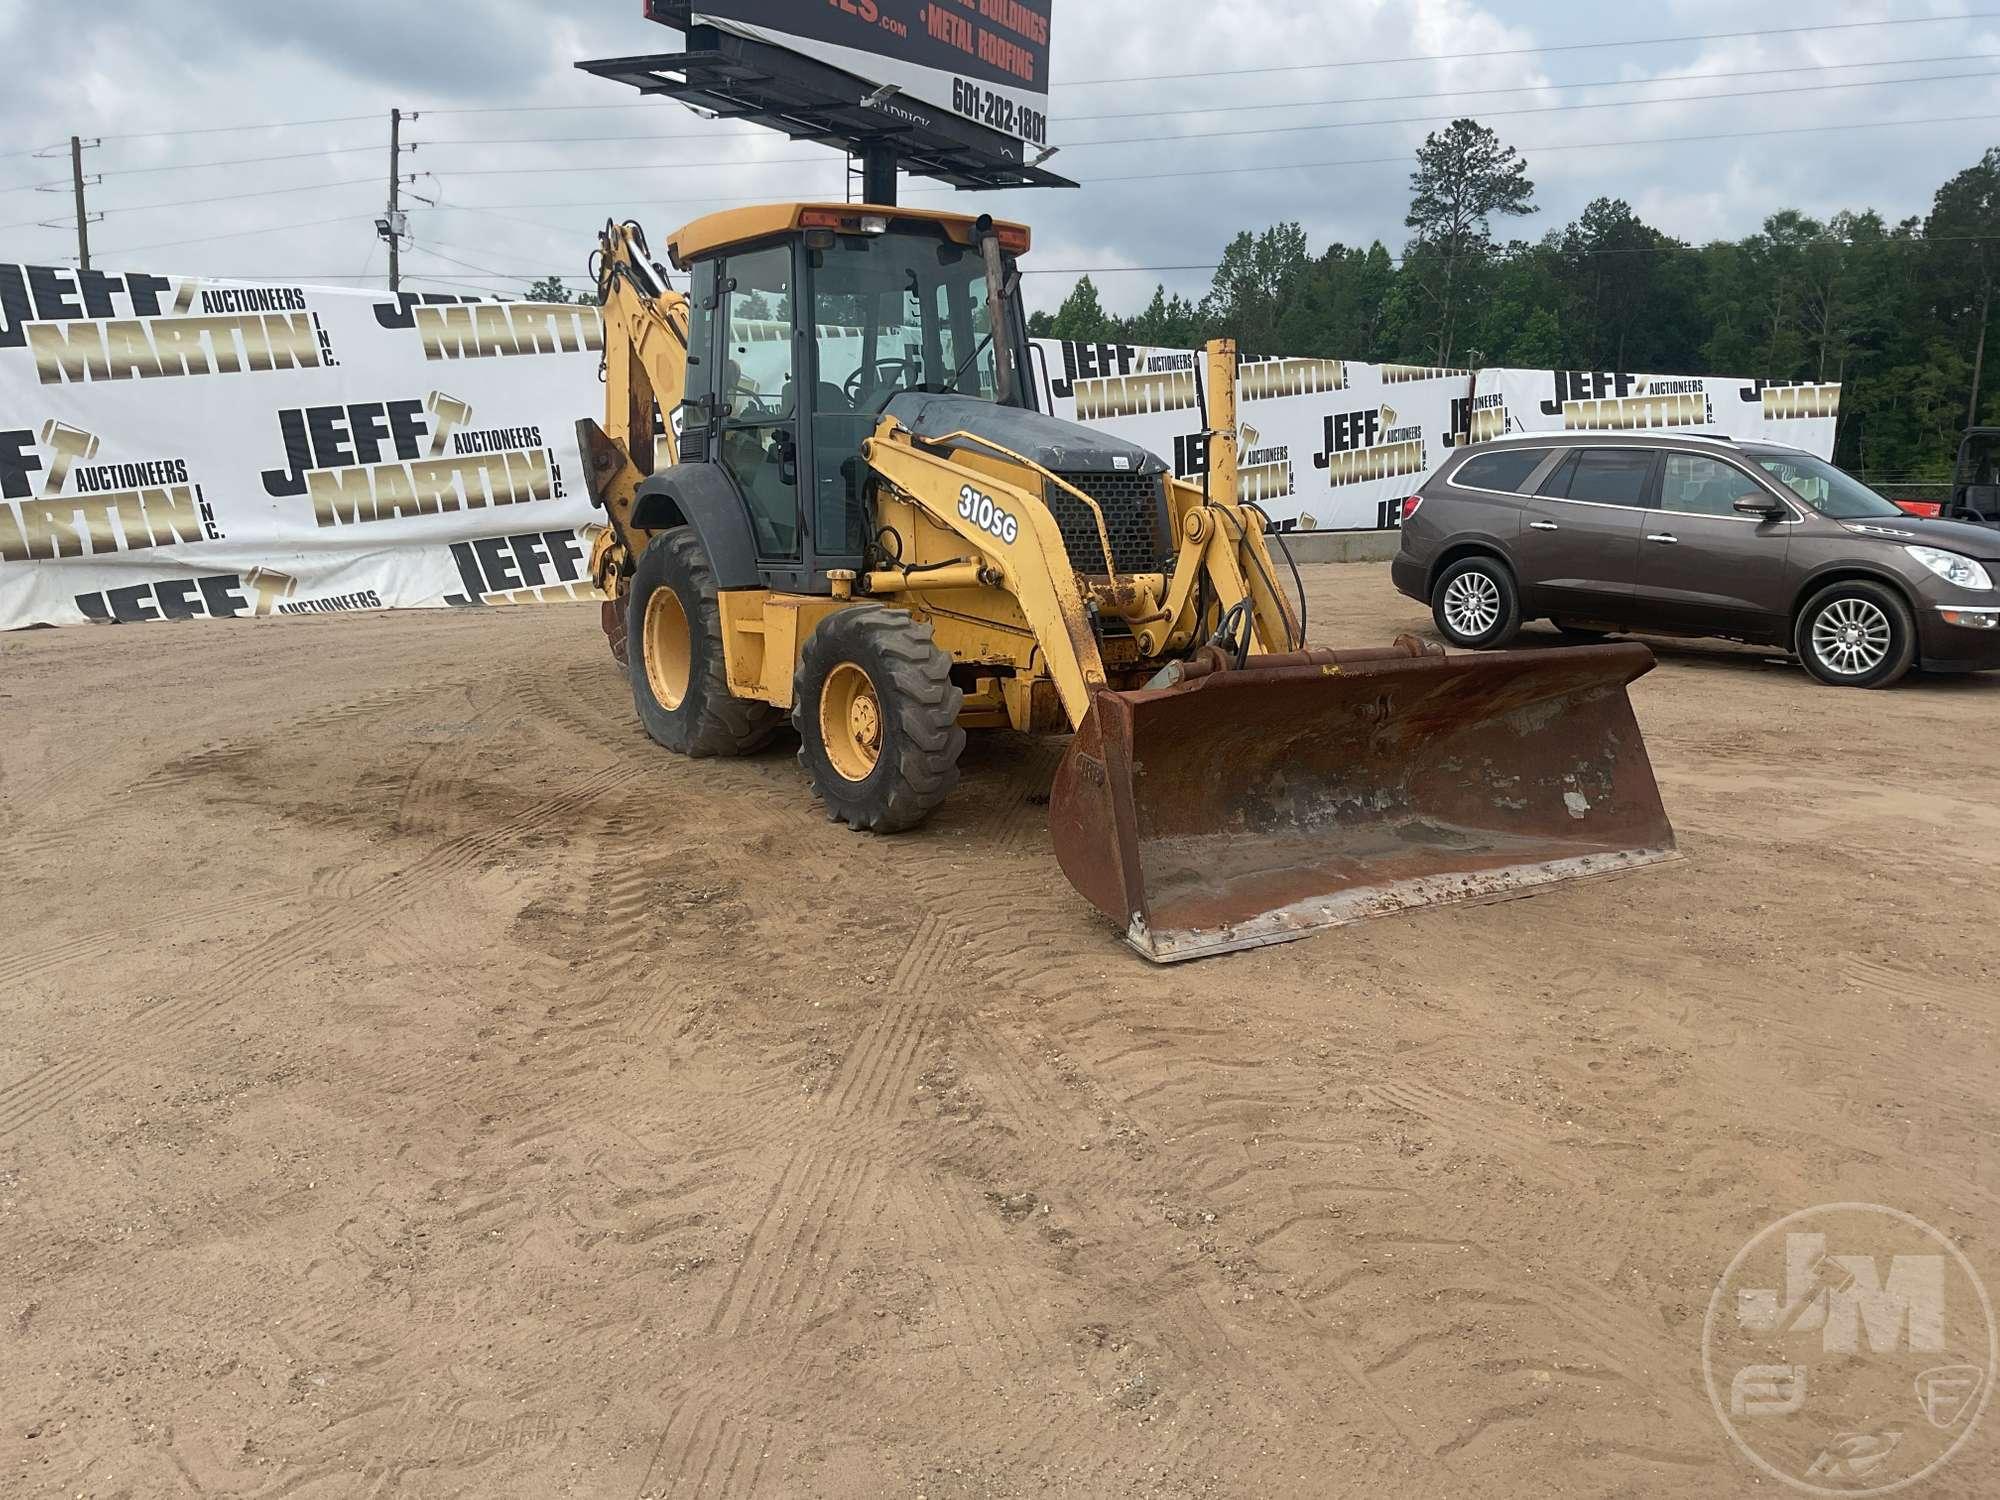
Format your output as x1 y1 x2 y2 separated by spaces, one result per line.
1431 556 1522 649
1794 581 1916 689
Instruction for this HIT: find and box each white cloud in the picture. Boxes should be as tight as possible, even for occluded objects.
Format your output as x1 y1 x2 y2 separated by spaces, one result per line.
0 1 1993 313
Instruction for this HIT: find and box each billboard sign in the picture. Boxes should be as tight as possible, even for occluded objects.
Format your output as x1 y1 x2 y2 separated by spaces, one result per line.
653 1 1053 152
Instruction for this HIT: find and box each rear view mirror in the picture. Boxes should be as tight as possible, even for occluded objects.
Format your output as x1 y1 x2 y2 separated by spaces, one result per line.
1734 492 1785 517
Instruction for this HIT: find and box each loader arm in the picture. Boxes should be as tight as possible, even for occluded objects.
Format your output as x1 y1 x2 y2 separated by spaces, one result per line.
579 222 691 592
858 379 1301 732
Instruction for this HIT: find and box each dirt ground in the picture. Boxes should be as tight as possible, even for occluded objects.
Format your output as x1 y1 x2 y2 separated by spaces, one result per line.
2 561 1996 1498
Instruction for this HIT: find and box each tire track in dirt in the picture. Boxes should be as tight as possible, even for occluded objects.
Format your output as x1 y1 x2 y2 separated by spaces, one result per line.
0 890 301 991
630 1385 775 1500
0 764 634 1142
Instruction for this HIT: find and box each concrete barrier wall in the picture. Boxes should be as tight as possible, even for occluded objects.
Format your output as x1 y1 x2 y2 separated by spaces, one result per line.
1271 530 1402 564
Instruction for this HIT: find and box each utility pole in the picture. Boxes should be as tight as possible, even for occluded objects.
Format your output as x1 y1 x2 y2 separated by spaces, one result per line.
387 107 402 295
70 135 92 271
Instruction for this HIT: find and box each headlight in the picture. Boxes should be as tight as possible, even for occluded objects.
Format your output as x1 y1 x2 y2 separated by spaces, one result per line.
1905 545 1994 590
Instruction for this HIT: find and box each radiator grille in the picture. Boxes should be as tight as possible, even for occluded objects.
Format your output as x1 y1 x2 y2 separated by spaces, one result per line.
1044 471 1168 575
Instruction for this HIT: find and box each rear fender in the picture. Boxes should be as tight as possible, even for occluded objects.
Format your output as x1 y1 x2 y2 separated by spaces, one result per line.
630 463 760 588
1429 540 1517 597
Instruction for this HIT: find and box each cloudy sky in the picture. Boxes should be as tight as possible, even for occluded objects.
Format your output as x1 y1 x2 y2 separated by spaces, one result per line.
2 1 1997 316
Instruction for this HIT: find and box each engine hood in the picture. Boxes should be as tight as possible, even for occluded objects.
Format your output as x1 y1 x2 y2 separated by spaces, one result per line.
883 393 1169 476
1841 516 2000 554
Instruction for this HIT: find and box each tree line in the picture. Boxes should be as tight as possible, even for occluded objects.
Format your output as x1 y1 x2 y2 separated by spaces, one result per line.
1029 120 2000 487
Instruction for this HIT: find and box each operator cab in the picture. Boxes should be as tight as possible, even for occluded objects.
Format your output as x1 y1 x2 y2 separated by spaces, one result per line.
665 204 1037 593
1949 427 2000 526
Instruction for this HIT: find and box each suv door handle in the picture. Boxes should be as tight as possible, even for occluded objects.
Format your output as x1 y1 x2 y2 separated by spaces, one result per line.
1646 533 1678 544
1529 520 1559 531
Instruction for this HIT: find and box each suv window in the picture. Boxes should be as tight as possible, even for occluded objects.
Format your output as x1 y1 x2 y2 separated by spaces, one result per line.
1660 454 1771 516
1540 448 1655 507
1451 448 1549 493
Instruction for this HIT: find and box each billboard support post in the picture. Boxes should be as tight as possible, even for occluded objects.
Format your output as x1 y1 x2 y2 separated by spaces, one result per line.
860 145 898 208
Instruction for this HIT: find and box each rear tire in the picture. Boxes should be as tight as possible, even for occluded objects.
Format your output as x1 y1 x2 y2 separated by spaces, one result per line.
627 527 784 756
1431 556 1522 649
794 608 965 833
1794 581 1916 689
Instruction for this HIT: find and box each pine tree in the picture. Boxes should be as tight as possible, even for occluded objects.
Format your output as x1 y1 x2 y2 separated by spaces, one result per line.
1403 119 1536 364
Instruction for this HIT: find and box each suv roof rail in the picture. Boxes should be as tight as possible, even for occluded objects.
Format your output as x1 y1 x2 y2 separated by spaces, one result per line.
1470 428 1742 447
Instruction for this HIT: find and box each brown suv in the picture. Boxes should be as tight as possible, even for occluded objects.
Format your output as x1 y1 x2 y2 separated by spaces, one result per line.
1392 433 2000 688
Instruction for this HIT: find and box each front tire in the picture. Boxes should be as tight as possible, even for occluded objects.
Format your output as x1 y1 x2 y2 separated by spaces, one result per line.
627 528 784 756
1794 581 1916 689
1432 556 1522 649
794 608 965 833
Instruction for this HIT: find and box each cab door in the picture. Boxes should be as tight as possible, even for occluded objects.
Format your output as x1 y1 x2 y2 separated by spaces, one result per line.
1512 447 1659 618
715 242 803 566
1632 451 1794 640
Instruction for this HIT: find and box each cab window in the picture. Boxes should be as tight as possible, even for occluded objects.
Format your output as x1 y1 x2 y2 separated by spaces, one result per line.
1660 454 1769 516
1452 448 1549 493
1540 448 1656 507
718 245 800 559
1756 452 1902 519
808 228 1019 556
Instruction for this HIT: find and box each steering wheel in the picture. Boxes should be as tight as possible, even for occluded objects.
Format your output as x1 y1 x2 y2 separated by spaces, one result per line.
844 358 915 407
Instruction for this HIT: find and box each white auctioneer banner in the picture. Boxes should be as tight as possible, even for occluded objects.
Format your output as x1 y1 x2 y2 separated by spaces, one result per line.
0 258 1840 632
1028 341 1843 534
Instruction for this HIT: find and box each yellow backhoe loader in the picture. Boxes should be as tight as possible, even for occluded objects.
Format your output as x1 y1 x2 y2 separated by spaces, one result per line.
577 204 1677 961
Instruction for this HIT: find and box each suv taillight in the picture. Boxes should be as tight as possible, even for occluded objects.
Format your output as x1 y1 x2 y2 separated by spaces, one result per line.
1402 494 1424 521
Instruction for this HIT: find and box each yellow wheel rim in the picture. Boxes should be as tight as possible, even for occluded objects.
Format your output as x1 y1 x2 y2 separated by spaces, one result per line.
819 662 883 783
643 587 693 711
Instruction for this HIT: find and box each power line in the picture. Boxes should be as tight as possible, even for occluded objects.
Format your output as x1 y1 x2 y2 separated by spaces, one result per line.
16 13 1986 165
391 54 2000 153
1054 11 2000 86
95 112 380 142
425 156 873 178
1059 50 2000 125
406 240 542 280
1054 66 2000 151
94 144 383 179
101 176 394 218
928 110 2000 194
407 49 2000 145
411 66 2000 162
96 213 373 259
415 105 2000 218
33 105 1999 272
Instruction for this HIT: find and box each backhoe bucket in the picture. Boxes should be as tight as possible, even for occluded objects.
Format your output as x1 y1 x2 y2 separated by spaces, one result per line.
1049 641 1678 962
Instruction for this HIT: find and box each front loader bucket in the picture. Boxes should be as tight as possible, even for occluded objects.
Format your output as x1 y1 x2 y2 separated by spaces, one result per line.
1049 642 1678 962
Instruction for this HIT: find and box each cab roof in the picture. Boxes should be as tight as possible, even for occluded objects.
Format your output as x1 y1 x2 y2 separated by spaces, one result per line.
667 202 1031 269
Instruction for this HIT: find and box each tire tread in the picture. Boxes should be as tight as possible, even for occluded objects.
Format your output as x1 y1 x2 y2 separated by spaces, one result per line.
793 608 965 832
